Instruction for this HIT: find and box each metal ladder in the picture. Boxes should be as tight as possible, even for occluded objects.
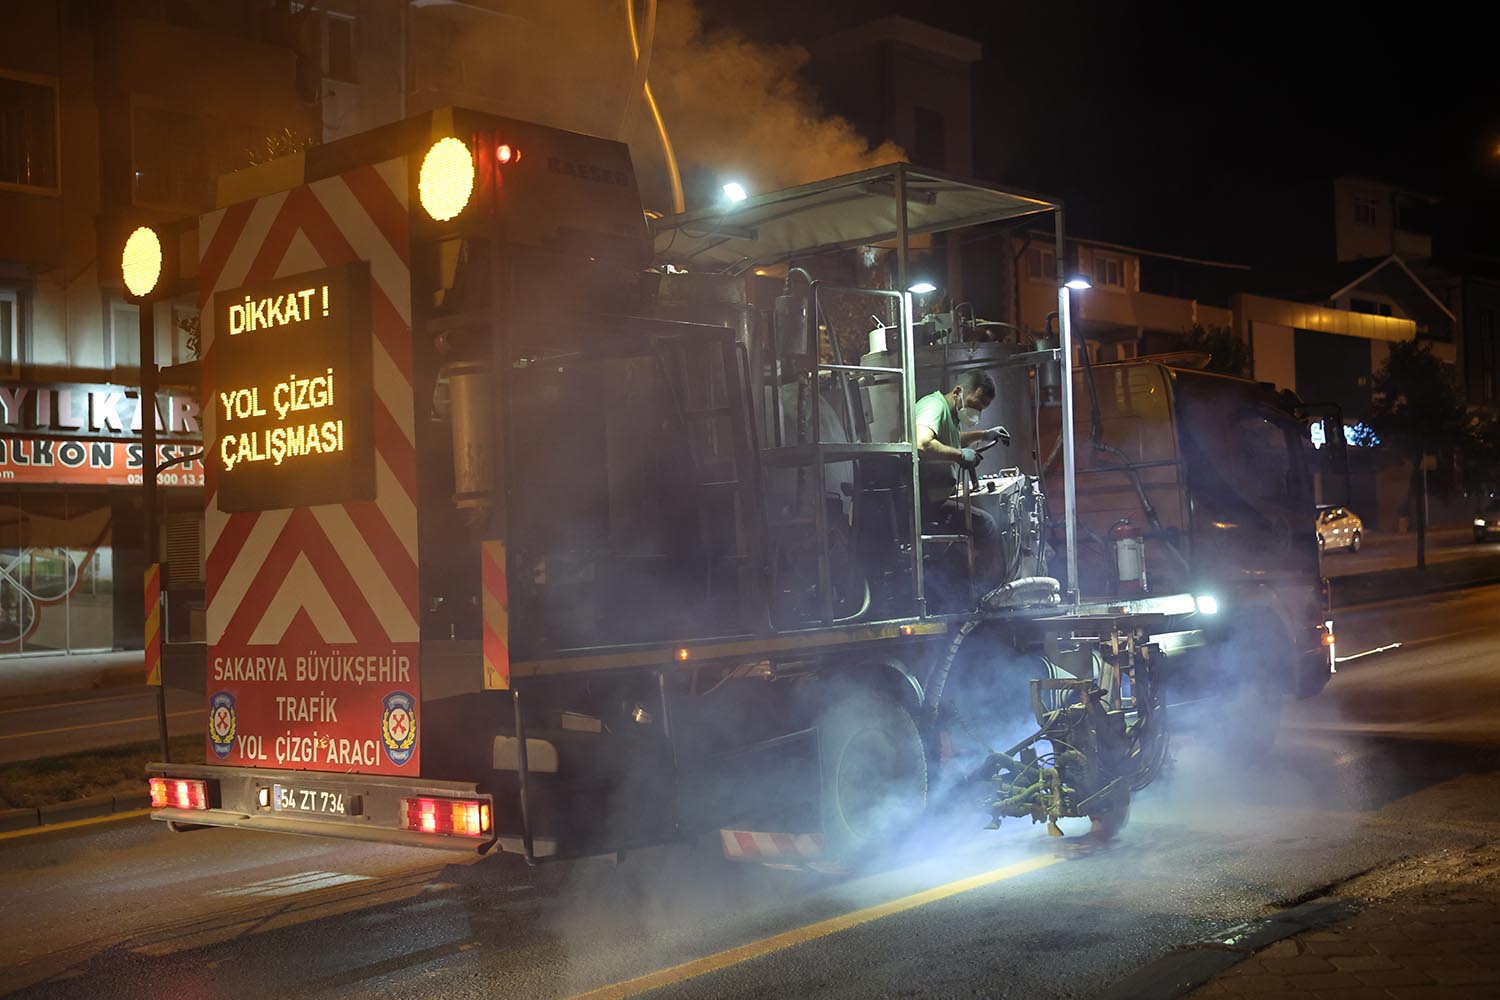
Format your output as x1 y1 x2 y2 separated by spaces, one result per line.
760 280 948 622
654 335 764 623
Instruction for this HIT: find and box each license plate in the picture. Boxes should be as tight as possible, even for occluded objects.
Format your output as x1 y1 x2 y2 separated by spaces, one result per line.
271 784 359 816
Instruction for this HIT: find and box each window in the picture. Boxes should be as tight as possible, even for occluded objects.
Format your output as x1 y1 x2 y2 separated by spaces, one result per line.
1349 297 1393 317
109 300 139 369
0 72 59 192
132 104 212 208
1354 197 1378 227
1028 247 1056 283
0 288 22 372
0 491 115 654
325 14 357 82
170 303 199 364
1093 253 1125 290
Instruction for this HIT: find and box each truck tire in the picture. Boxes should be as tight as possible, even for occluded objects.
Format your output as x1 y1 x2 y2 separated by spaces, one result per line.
817 688 927 864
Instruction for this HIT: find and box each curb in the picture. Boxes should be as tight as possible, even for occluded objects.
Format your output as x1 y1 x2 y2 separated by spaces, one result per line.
95 665 147 689
0 792 152 837
1097 896 1361 1000
1330 556 1500 609
0 666 147 701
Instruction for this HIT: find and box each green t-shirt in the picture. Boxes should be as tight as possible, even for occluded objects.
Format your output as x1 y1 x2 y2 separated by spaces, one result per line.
914 390 959 505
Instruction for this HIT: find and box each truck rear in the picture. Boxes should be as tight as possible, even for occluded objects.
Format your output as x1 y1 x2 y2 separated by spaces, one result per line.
149 110 658 850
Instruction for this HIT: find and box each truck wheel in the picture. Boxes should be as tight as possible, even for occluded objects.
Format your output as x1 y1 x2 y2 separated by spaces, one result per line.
817 688 927 863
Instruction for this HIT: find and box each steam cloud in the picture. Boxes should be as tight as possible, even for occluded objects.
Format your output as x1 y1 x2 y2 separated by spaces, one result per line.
416 0 905 213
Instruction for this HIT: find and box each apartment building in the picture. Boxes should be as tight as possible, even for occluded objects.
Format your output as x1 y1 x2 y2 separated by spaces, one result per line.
0 1 314 655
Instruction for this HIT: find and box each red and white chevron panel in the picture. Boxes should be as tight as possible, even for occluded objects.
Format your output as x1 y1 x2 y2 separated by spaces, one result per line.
200 158 421 776
720 829 827 863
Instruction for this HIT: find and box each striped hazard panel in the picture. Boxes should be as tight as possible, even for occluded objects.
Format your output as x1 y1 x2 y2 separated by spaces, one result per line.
200 158 420 776
720 829 827 864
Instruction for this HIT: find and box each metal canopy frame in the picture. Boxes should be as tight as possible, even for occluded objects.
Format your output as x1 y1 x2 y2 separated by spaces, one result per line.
652 161 1082 604
652 162 1058 275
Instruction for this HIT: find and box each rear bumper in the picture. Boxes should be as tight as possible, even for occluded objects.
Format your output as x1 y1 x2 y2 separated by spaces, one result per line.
146 762 496 853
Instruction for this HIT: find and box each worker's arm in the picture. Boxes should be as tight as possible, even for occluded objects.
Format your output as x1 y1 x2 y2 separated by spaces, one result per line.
960 426 1011 446
916 424 973 465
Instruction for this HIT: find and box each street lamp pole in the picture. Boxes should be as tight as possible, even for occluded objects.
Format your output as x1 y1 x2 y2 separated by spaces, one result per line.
1054 211 1079 603
124 224 169 763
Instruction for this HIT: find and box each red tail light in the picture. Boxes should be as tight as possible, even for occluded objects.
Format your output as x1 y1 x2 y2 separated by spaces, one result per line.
401 797 491 837
150 777 209 811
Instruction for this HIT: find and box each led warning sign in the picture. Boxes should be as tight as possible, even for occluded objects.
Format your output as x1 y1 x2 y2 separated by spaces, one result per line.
214 262 373 512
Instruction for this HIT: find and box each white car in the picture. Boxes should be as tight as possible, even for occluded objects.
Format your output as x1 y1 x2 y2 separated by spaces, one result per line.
1477 498 1500 542
1316 506 1363 554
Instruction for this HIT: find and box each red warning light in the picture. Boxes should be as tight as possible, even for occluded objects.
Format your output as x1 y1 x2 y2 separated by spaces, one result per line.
496 144 518 165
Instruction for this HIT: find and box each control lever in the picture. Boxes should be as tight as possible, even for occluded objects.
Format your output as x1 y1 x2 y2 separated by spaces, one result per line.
967 438 1000 492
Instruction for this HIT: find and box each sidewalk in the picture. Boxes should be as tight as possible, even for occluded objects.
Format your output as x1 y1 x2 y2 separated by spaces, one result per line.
0 650 146 700
1187 845 1500 1000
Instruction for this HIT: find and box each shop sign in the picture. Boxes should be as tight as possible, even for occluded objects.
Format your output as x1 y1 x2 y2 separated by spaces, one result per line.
0 440 204 486
0 384 199 439
0 383 202 487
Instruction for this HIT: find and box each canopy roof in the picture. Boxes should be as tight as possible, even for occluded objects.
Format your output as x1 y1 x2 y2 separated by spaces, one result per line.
652 163 1058 274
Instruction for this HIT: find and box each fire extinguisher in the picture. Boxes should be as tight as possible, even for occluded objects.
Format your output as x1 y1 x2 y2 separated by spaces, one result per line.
1110 518 1147 593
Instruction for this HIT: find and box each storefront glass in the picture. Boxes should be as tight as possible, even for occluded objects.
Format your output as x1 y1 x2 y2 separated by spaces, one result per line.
0 489 114 654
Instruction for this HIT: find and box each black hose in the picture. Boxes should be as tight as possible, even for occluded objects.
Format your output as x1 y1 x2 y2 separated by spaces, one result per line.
922 576 1061 723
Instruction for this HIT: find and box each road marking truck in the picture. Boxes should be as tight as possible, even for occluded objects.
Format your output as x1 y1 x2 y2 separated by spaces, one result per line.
149 109 1338 864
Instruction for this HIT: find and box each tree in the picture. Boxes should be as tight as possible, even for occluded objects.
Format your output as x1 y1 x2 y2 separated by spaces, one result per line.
1182 324 1251 378
1368 340 1468 462
1463 411 1500 494
1368 340 1468 567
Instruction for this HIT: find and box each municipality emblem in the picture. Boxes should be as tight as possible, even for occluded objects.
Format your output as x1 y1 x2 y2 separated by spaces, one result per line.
209 691 237 759
381 691 416 766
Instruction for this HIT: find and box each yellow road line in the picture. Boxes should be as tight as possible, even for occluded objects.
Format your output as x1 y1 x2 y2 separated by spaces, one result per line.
0 808 152 842
1 709 201 741
569 853 1061 1000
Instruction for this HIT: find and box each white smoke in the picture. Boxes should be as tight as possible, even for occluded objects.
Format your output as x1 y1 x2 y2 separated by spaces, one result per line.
411 0 904 213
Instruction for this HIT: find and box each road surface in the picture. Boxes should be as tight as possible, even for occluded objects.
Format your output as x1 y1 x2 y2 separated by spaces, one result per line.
3 585 1500 999
0 685 202 763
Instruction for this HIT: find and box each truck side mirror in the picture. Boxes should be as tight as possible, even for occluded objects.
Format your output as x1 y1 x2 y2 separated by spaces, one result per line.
1301 403 1351 508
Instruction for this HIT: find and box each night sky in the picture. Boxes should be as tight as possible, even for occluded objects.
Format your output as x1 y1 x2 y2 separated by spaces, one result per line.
704 1 1500 267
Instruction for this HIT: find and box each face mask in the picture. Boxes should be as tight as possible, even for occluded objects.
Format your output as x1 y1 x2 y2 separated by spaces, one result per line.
958 407 981 428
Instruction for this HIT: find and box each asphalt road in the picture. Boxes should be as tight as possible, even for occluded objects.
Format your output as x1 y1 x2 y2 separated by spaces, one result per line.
4 585 1500 1000
0 685 202 763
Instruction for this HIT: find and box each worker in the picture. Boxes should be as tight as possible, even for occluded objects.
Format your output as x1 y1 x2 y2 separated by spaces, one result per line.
914 371 1010 596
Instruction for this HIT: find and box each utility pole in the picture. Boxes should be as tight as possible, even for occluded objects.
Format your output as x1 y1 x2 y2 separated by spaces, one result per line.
140 298 168 762
123 224 169 763
1417 454 1433 571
